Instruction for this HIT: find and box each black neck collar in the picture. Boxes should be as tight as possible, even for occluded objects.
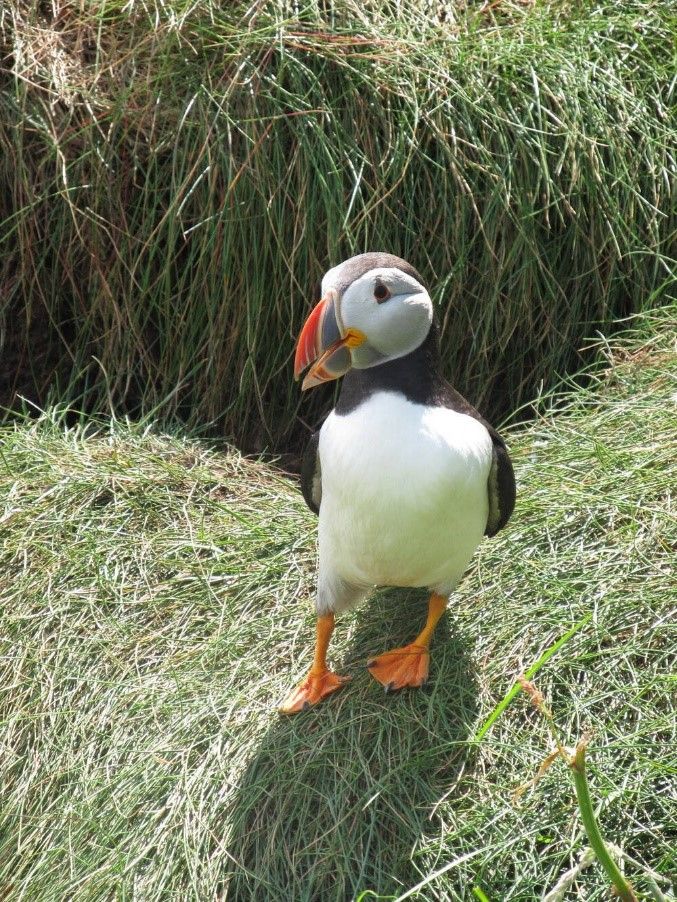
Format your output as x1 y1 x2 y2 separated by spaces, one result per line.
335 323 451 414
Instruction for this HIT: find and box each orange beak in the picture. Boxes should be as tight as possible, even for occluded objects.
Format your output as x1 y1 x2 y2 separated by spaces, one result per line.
294 291 365 390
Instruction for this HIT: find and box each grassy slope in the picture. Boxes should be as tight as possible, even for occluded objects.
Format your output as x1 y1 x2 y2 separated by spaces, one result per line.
0 308 675 900
1 1 674 451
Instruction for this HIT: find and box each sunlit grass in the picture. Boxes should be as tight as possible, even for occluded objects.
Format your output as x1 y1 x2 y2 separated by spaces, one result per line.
0 307 674 899
0 1 674 451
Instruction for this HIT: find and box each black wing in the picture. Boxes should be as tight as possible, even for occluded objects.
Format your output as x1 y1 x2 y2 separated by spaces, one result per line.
300 430 322 515
484 426 516 537
441 383 516 537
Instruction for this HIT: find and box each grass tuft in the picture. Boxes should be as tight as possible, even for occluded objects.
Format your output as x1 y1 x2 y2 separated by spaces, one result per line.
0 306 674 898
1 1 674 450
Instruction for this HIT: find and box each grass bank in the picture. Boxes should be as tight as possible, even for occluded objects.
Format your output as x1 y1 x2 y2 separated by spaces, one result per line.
1 1 674 451
0 307 674 899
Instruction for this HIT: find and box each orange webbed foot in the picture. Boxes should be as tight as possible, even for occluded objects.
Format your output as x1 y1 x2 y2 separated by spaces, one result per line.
279 669 350 714
367 643 430 692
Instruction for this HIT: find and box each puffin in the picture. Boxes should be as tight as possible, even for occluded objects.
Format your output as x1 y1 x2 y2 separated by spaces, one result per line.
280 253 515 714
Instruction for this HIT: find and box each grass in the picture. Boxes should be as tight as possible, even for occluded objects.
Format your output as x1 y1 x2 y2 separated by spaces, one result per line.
0 306 675 900
1 1 674 451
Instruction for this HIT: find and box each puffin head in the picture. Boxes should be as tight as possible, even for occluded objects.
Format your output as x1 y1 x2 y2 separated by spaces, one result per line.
294 253 433 390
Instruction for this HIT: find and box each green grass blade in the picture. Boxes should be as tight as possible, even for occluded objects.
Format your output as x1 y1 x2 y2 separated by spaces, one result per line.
473 615 591 742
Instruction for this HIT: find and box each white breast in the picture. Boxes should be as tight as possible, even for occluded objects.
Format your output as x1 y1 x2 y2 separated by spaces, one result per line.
318 391 493 597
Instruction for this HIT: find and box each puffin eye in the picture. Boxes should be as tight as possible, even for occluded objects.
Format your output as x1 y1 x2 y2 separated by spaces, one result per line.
373 282 391 303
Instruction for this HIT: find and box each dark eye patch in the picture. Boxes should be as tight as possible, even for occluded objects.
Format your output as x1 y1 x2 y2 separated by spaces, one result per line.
373 281 391 303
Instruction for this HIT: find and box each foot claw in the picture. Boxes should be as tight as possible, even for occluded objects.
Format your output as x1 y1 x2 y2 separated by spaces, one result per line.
279 669 350 714
367 643 430 692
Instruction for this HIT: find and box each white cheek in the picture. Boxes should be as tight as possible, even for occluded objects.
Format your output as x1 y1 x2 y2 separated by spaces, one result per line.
342 294 375 337
339 280 433 365
374 295 432 357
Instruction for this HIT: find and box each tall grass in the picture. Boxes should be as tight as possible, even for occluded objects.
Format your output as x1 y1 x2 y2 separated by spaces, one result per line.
1 1 674 451
0 307 674 899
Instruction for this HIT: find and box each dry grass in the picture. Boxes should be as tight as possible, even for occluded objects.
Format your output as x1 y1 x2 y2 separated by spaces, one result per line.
0 306 674 899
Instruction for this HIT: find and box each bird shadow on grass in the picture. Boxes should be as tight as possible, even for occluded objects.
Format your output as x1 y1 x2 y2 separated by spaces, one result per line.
222 588 479 901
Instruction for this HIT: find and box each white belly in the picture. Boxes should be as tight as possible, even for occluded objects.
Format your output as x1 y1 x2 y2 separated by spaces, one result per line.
318 391 493 594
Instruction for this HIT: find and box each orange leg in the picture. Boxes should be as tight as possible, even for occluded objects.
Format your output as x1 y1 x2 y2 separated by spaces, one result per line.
279 612 350 714
367 593 447 691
